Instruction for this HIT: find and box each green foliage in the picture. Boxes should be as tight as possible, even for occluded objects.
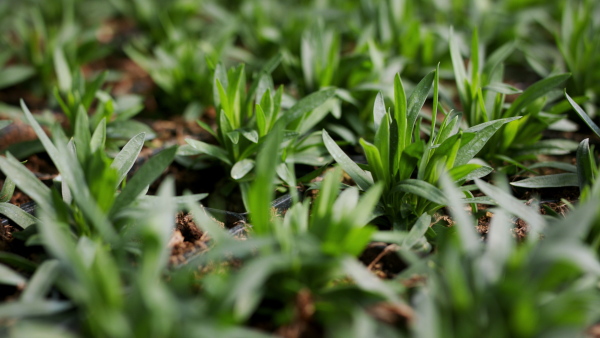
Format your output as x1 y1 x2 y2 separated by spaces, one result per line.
449 28 576 163
324 69 508 230
181 59 337 187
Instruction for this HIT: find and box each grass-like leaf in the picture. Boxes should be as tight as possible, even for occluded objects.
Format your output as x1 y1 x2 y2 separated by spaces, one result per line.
285 87 336 123
503 73 570 118
0 202 38 229
0 153 52 210
111 146 177 216
394 180 447 205
576 138 596 191
21 260 60 302
440 174 479 253
567 92 600 138
0 262 26 286
510 173 578 188
111 132 146 187
185 139 232 165
231 159 255 180
456 116 520 166
475 178 544 240
323 129 373 191
0 300 72 319
404 213 432 248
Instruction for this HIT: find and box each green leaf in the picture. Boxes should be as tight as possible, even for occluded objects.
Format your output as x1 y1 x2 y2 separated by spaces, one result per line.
110 146 177 216
111 132 146 187
576 139 596 190
475 178 545 239
510 173 579 188
0 262 26 286
503 74 570 118
0 153 52 210
0 177 15 203
247 122 283 234
73 106 91 163
341 257 406 306
373 92 386 130
456 117 521 165
231 159 255 180
21 260 60 301
0 203 38 229
449 164 493 183
90 118 106 153
185 139 232 165
394 179 447 205
53 47 72 92
566 92 600 138
407 70 435 140
511 139 578 157
285 88 336 123
0 252 37 272
0 65 35 90
322 129 373 191
483 83 522 95
404 213 431 248
440 174 479 253
449 27 468 104
359 139 386 184
226 254 289 321
0 300 72 318
106 120 155 140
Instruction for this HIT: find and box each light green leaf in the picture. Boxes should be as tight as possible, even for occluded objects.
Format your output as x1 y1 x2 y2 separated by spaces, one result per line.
185 139 232 165
21 260 60 302
373 92 386 130
503 73 570 118
0 262 26 286
53 47 72 92
0 153 51 210
323 129 373 191
475 178 545 239
440 174 479 253
90 118 106 153
285 88 336 123
404 213 431 248
0 203 38 229
111 146 177 216
0 300 72 318
231 159 255 180
111 132 146 187
510 173 578 188
0 176 15 203
483 83 522 95
577 139 596 190
407 70 435 137
0 65 35 90
394 179 447 205
456 117 521 165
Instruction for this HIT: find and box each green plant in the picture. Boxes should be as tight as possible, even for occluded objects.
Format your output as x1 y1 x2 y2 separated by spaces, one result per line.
323 69 515 230
449 28 577 164
52 65 155 147
5 0 111 97
181 60 337 206
408 175 600 337
556 0 600 116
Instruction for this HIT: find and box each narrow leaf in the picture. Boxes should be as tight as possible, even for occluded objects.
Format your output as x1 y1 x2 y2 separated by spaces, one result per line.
323 130 373 191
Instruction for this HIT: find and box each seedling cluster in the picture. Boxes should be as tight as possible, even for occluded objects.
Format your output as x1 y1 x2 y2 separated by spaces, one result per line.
0 1 599 337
